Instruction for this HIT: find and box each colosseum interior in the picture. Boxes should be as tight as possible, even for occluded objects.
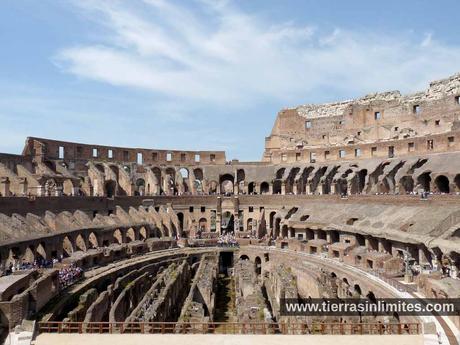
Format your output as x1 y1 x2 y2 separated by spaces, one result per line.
1 73 460 345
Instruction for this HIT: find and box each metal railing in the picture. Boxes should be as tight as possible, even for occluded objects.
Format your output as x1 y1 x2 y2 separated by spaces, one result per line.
38 321 421 335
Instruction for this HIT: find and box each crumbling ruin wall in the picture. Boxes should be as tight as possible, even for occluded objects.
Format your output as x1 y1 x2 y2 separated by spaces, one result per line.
234 259 269 322
177 254 218 323
64 288 98 322
0 270 59 329
85 260 172 322
127 259 192 322
109 271 154 322
126 264 174 322
264 263 298 321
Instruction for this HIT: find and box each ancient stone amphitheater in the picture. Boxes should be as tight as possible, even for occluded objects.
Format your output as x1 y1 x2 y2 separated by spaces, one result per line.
1 74 460 345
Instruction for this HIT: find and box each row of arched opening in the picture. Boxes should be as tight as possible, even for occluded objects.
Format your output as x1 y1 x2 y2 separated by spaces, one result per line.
5 227 164 265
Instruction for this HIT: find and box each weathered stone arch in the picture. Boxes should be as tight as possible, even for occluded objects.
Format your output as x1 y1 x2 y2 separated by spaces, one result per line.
36 242 47 261
23 246 35 263
76 234 87 252
88 232 99 249
219 174 234 194
62 236 74 257
113 229 123 245
126 227 136 243
139 226 147 240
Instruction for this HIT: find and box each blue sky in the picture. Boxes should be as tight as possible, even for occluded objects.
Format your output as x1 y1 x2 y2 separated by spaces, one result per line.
1 0 460 161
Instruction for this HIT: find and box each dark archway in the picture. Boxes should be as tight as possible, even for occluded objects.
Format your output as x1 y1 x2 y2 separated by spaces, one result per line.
273 180 282 194
199 218 207 232
417 172 431 192
399 176 414 193
177 212 184 231
260 182 269 194
255 256 262 275
435 175 450 193
454 174 460 191
104 180 117 198
219 174 234 195
248 182 255 194
221 211 234 234
135 178 145 196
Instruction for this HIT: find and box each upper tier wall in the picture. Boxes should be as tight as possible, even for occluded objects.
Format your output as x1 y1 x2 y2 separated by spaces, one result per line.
264 73 460 161
22 137 227 165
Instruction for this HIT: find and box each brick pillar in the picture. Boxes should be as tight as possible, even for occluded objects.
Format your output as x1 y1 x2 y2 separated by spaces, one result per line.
216 197 222 234
0 177 10 196
19 178 27 196
55 186 63 197
234 182 239 195
330 183 336 195
365 237 370 250
418 247 429 265
37 185 45 197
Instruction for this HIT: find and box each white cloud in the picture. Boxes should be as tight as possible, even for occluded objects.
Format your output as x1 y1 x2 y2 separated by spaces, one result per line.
55 0 460 107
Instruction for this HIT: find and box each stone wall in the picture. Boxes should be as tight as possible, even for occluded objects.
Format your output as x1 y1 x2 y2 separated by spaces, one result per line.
177 254 218 323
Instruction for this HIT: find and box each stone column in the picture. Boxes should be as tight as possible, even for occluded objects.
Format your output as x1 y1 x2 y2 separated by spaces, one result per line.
418 247 429 265
0 177 10 197
330 183 336 195
216 197 222 234
281 181 286 195
54 186 63 197
293 183 298 195
37 185 45 197
326 232 332 244
305 183 311 195
347 181 353 195
234 182 239 195
93 179 100 196
72 186 79 196
378 239 384 253
19 178 27 196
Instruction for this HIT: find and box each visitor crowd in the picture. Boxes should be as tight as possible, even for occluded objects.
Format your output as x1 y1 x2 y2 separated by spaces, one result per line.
58 264 83 289
217 233 238 247
3 257 60 276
